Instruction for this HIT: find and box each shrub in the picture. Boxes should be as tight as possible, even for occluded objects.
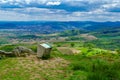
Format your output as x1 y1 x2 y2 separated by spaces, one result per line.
71 43 75 47
0 45 17 52
71 63 84 71
29 45 37 52
87 59 120 80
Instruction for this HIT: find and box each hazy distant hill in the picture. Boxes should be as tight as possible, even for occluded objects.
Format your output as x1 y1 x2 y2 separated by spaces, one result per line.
0 21 120 33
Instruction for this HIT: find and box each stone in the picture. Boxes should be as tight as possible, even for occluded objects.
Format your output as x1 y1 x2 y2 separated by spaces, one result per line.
12 46 34 57
0 50 14 57
37 43 52 59
0 46 34 58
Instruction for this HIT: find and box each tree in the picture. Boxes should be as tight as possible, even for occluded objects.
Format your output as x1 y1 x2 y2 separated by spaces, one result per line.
116 49 120 54
71 43 75 47
83 43 95 49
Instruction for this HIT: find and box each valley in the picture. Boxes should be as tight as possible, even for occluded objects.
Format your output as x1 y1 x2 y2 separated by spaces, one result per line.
0 21 119 50
0 21 120 80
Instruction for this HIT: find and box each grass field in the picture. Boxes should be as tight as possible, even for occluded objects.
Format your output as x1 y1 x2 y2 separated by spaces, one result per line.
0 43 120 80
0 55 69 80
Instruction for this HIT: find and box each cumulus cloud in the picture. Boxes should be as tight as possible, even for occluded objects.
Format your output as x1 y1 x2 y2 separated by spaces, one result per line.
0 9 31 21
0 0 120 21
46 1 61 6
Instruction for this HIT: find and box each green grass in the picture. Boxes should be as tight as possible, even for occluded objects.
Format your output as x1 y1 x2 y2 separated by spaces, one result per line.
0 58 30 80
0 43 120 80
51 46 120 80
0 56 70 80
0 43 37 52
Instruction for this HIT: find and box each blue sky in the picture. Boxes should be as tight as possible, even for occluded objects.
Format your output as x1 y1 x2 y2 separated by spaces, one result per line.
0 0 120 21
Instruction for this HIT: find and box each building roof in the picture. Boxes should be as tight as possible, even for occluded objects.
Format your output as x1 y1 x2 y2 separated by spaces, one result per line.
40 43 51 48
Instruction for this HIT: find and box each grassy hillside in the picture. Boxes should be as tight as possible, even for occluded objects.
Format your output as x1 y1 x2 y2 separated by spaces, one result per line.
0 43 120 80
0 21 120 80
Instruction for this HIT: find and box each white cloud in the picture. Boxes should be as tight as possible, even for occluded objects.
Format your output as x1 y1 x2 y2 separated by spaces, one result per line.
6 7 67 16
46 1 61 6
102 3 119 9
1 7 120 22
0 9 31 21
71 9 120 22
0 0 8 3
0 0 120 21
24 0 31 4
